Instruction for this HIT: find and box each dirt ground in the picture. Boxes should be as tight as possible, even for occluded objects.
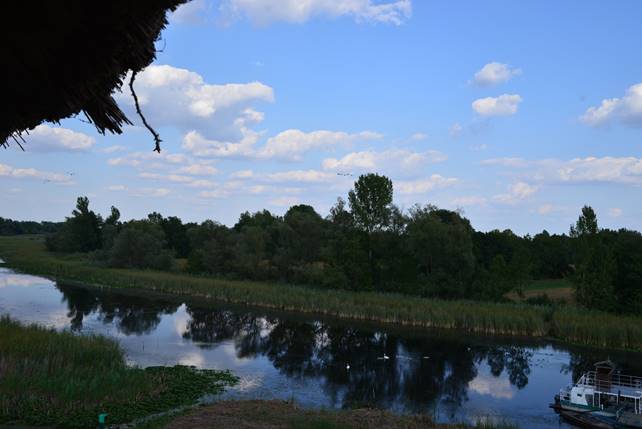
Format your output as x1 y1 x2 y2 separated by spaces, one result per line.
166 400 468 429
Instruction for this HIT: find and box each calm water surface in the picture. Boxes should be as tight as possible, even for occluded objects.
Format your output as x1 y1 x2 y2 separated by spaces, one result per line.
1 265 640 428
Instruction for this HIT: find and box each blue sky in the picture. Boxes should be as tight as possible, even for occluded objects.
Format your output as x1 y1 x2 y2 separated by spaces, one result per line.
2 0 642 234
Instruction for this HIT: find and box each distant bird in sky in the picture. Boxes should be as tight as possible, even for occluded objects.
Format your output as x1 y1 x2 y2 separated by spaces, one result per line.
336 172 353 177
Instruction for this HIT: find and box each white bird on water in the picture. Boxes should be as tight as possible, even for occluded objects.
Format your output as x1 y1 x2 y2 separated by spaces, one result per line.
346 364 351 370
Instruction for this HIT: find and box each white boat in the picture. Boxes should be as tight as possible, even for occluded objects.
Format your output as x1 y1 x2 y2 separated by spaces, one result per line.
552 360 642 428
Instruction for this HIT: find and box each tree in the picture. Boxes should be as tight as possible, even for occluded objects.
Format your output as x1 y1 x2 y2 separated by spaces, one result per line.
109 220 172 270
348 174 393 234
569 206 616 311
406 205 475 298
46 196 103 252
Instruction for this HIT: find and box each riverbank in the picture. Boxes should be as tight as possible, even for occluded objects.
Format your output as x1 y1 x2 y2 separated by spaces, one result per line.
157 400 517 429
1 235 641 351
0 316 237 428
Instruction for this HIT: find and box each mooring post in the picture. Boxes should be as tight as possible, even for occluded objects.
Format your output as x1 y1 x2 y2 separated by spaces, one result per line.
98 413 108 429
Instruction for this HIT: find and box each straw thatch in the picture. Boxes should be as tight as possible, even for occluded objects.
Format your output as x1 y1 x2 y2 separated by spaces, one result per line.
2 0 188 151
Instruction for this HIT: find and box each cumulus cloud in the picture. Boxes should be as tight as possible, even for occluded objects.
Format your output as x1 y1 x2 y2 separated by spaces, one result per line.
182 129 261 158
322 149 447 174
231 169 254 179
472 94 522 117
22 125 95 152
493 182 538 204
537 204 554 215
452 196 487 207
108 151 190 169
449 122 463 138
270 196 299 207
483 156 642 187
410 132 428 141
131 188 171 198
259 129 382 160
219 0 412 26
580 82 642 127
609 207 623 217
473 62 521 86
396 175 458 195
117 65 274 142
176 164 219 176
0 163 72 184
266 169 336 183
107 185 128 191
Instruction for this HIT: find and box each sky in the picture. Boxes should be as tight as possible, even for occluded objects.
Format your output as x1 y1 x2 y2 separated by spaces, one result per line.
2 0 642 234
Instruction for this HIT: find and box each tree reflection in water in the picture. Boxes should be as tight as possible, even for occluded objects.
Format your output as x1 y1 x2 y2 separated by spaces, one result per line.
56 282 180 335
182 305 534 414
55 283 536 415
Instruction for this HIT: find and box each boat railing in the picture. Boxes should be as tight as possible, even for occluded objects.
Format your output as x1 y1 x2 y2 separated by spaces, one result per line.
577 371 642 392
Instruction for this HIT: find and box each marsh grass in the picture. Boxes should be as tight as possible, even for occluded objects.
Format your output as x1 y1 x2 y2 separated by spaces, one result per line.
0 316 237 428
1 235 641 351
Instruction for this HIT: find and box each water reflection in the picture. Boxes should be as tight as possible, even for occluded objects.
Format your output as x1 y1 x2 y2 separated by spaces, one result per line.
55 282 534 414
3 272 641 428
57 282 180 334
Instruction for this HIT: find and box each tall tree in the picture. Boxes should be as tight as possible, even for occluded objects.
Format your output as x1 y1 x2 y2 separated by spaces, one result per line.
569 206 616 311
348 174 393 235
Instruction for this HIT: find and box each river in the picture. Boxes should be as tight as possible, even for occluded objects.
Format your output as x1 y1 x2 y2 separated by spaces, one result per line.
1 264 640 428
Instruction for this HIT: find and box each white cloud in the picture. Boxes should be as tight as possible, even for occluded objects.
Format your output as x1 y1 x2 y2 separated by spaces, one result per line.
493 182 538 204
102 145 127 154
396 175 458 195
131 188 171 198
449 122 463 138
266 169 336 183
182 129 261 158
176 164 219 176
481 157 529 168
538 204 554 215
0 163 72 184
220 0 412 26
231 169 254 179
609 207 623 217
452 196 487 206
139 172 194 183
269 196 299 207
170 0 209 24
580 82 642 127
188 179 219 188
22 125 95 152
473 62 521 87
118 65 274 142
108 151 189 169
259 129 382 160
410 132 428 141
107 185 128 191
322 149 447 173
472 94 522 117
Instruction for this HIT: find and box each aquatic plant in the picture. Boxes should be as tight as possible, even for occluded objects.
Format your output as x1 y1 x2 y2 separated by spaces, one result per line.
0 316 237 428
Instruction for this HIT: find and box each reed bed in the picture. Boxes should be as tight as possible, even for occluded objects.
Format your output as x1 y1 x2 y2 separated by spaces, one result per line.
550 306 642 350
0 316 237 428
1 236 640 352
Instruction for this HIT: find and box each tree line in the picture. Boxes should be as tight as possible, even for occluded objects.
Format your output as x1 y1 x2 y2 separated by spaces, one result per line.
9 173 640 314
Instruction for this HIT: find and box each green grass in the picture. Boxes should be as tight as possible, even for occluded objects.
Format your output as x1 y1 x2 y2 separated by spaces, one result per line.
0 316 238 428
1 235 641 351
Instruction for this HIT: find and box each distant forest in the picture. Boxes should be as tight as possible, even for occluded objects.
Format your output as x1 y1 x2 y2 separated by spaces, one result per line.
3 174 641 314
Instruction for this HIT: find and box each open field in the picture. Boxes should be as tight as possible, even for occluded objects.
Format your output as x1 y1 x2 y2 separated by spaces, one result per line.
0 316 237 428
1 235 641 351
506 278 574 303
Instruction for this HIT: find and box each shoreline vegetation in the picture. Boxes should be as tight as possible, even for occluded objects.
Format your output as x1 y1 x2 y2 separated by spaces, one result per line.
0 316 238 428
1 235 641 351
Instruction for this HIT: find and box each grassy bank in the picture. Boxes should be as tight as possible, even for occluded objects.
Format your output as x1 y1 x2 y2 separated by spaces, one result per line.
153 399 518 429
1 235 641 351
0 316 238 428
